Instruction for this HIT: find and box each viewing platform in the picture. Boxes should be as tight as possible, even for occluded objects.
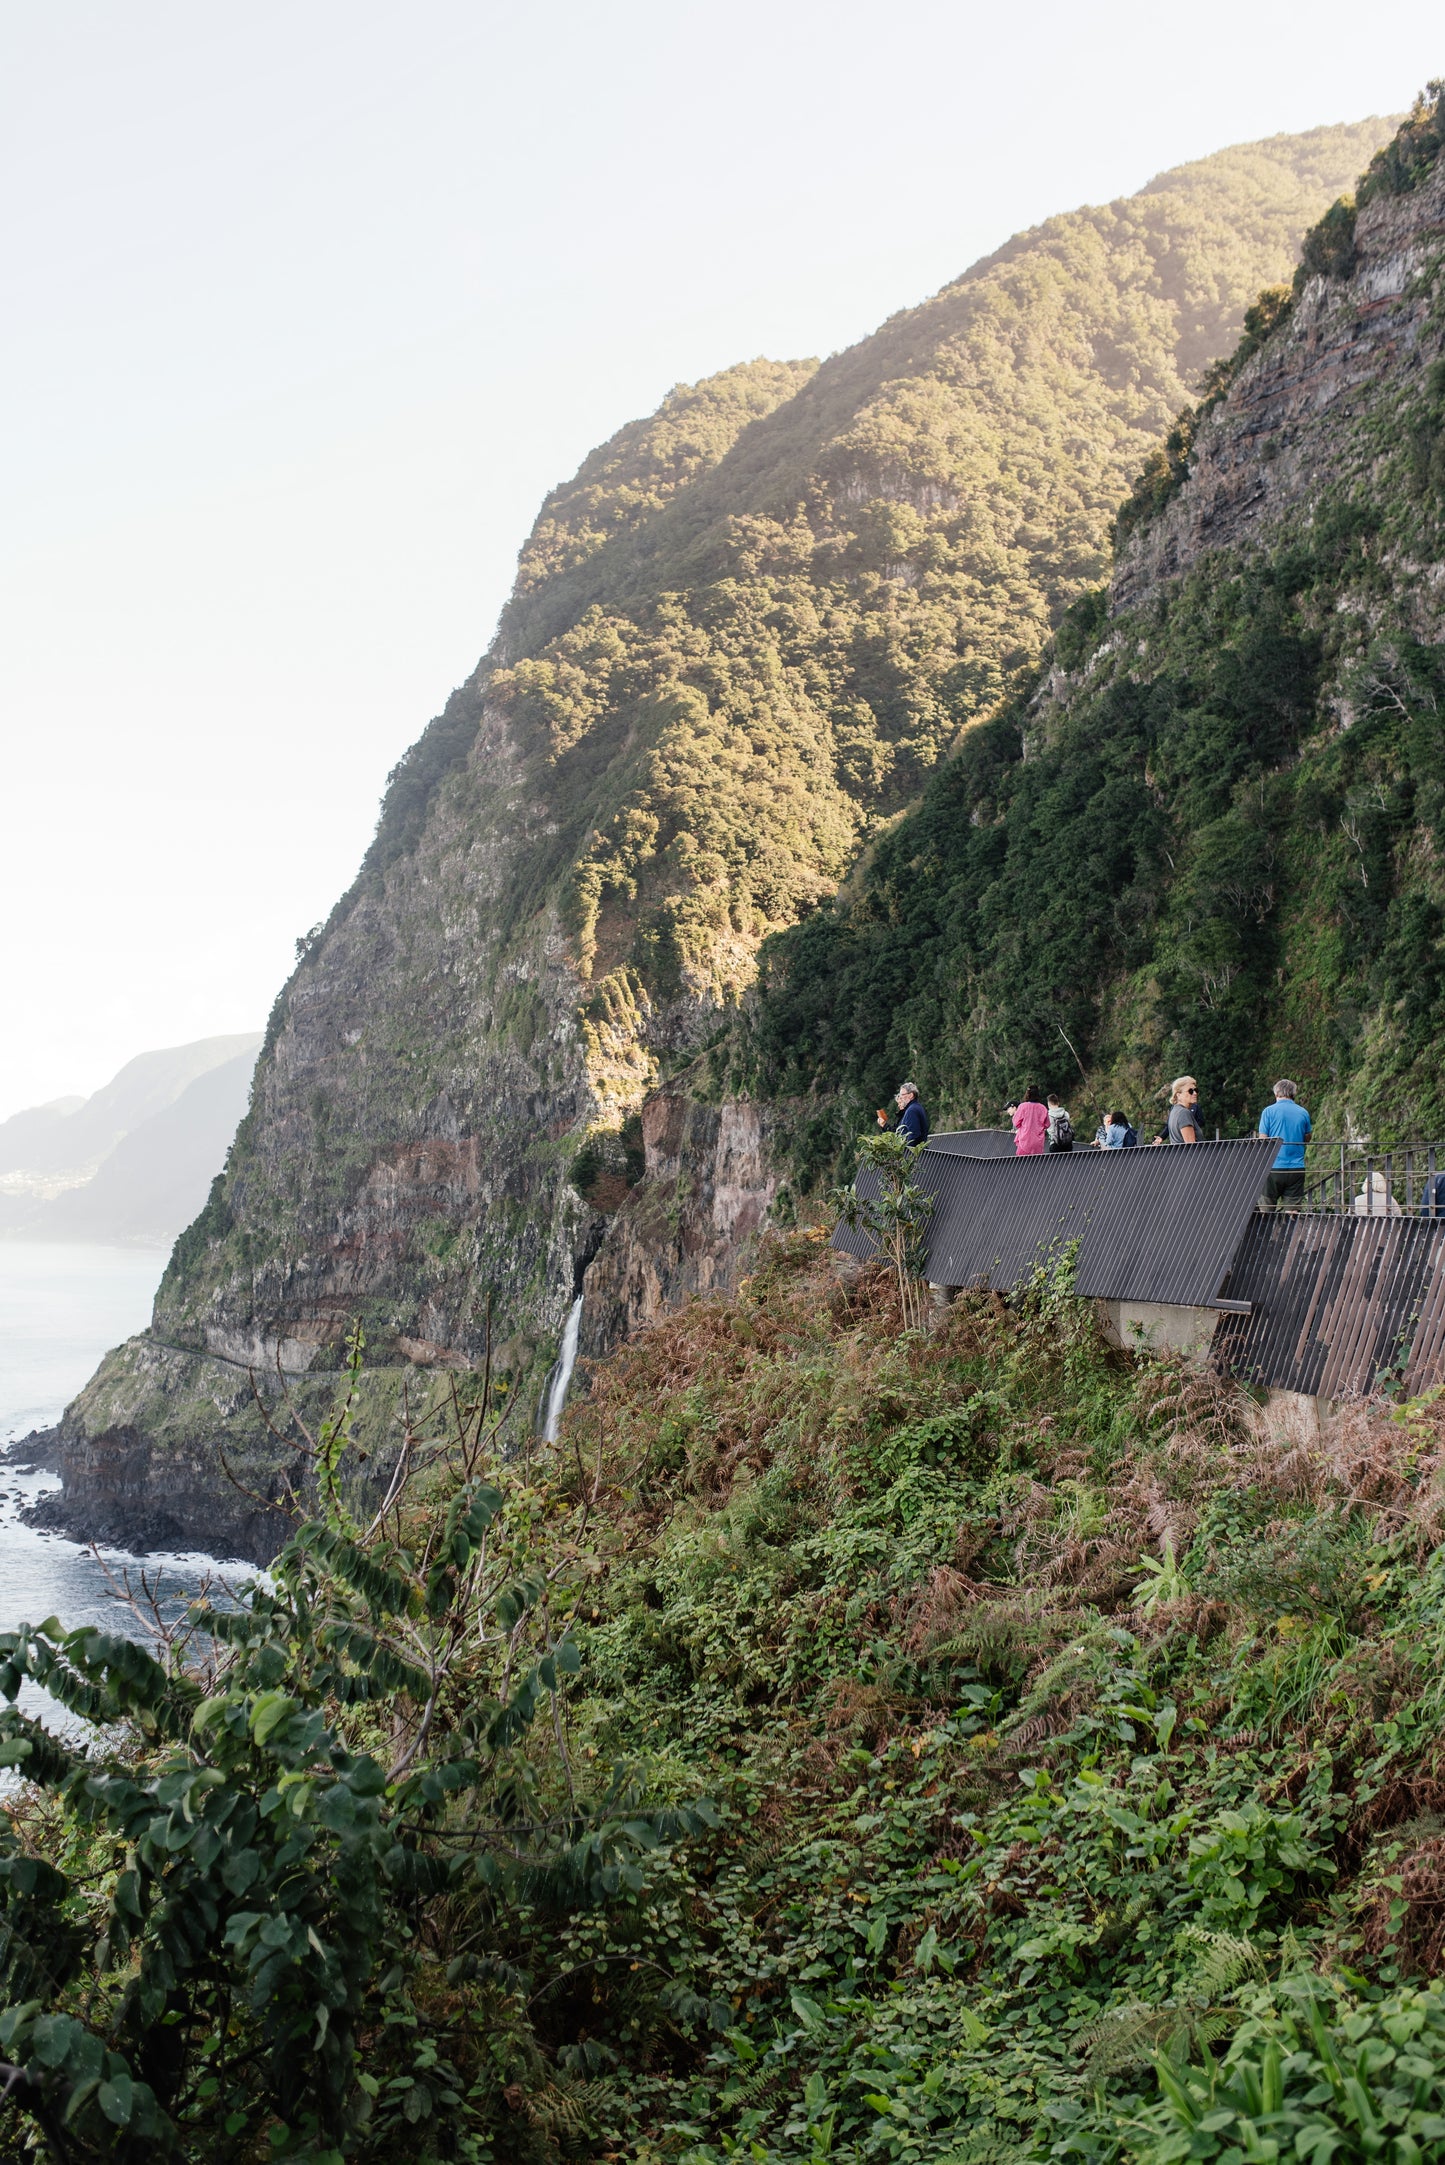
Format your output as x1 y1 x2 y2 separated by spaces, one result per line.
834 1133 1445 1405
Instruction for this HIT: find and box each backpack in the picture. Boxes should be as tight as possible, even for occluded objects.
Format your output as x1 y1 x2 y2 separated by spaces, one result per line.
1049 1111 1074 1151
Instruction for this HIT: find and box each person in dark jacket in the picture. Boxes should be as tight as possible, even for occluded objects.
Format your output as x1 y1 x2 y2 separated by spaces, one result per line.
877 1081 929 1148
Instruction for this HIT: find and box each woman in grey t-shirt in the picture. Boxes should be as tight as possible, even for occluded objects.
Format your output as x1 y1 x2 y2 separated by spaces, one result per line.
1167 1076 1202 1144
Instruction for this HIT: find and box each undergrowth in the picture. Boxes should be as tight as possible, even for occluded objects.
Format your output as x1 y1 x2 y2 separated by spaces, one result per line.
538 1231 1445 2163
10 1232 1445 2160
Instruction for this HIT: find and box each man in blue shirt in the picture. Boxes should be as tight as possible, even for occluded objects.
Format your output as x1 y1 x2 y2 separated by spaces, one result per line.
1258 1078 1311 1208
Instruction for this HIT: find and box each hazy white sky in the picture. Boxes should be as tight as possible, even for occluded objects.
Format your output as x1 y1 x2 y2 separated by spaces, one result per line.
1 1 1438 1119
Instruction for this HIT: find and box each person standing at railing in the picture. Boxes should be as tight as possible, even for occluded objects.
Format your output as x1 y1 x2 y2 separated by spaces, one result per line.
877 1081 930 1148
1009 1087 1051 1156
1257 1078 1311 1209
1167 1076 1204 1145
1092 1110 1137 1149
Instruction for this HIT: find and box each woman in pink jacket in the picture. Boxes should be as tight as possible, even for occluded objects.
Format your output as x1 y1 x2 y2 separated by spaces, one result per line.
1010 1087 1050 1156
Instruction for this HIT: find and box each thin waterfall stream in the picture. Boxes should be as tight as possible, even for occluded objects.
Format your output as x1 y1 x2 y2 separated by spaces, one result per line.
541 1296 584 1442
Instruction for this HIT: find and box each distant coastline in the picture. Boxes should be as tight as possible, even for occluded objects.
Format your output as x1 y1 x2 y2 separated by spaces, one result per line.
0 1034 259 1247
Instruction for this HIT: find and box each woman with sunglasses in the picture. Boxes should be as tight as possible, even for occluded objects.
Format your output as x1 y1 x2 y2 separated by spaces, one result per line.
1166 1076 1203 1145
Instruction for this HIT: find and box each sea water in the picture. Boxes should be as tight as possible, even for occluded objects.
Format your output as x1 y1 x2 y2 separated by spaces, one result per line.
0 1243 238 1709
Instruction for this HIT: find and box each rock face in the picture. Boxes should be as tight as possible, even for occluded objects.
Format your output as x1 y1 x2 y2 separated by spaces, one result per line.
45 1328 467 1563
579 1086 781 1360
28 1417 286 1564
51 119 1395 1551
1114 157 1445 613
163 694 599 1378
32 1336 300 1561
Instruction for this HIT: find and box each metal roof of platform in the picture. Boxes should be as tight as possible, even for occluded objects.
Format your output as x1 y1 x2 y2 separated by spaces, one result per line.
834 1139 1277 1309
927 1129 1018 1158
1214 1212 1445 1398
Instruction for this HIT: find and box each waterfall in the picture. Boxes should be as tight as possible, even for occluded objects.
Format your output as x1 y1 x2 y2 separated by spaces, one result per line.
541 1295 584 1442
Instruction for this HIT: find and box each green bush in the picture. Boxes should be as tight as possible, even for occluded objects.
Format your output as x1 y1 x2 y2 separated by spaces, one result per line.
14 1234 1445 2155
1295 195 1358 287
0 1362 709 2159
1137 1979 1445 2165
1358 82 1445 204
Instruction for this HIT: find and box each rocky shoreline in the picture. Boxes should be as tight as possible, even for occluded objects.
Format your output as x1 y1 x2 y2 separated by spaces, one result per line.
0 1427 64 1475
4 1400 291 1565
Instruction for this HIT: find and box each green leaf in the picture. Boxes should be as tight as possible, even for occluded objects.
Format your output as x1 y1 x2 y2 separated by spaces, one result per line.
249 1691 296 1746
98 2074 135 2126
30 2014 81 2069
221 1849 262 1895
958 2005 989 2048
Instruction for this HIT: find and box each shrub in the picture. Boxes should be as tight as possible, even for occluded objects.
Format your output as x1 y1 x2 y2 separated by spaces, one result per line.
0 1368 708 2159
1358 82 1445 205
1295 195 1358 288
1137 1978 1445 2165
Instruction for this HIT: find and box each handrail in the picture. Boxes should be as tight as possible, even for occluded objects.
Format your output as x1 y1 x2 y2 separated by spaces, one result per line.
1296 1139 1444 1217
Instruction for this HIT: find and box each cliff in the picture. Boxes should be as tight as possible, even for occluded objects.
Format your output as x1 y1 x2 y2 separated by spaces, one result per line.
577 1082 782 1364
749 91 1445 1167
54 117 1394 1555
1113 140 1445 608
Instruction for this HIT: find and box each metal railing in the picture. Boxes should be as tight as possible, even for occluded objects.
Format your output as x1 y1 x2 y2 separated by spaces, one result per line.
1300 1141 1445 1217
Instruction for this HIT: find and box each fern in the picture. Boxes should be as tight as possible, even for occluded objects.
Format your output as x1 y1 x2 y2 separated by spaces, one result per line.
520 2074 613 2137
1183 1926 1267 2000
1077 1929 1270 2083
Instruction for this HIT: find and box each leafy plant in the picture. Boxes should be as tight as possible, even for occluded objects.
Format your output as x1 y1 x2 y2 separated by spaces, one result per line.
0 1362 710 2160
1131 1536 1187 1615
1358 80 1445 203
1136 1978 1445 2165
834 1131 935 1332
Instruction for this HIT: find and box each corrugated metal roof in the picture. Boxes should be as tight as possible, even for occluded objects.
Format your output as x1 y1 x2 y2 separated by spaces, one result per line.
928 1129 1018 1158
1214 1212 1445 1397
834 1139 1277 1307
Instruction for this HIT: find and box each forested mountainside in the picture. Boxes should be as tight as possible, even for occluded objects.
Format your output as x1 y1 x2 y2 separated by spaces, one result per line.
747 92 1445 1181
56 118 1389 1542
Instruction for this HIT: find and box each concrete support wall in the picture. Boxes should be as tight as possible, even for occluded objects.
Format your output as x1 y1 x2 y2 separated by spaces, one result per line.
1095 1300 1220 1357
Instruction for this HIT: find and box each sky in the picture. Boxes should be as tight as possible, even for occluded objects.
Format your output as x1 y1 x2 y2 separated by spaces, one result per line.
0 0 1439 1120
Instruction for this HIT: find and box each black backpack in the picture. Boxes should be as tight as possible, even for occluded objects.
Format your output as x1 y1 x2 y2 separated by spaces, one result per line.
1049 1111 1074 1151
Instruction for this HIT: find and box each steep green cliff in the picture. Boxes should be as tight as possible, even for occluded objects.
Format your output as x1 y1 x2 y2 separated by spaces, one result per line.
749 93 1445 1176
60 117 1393 1549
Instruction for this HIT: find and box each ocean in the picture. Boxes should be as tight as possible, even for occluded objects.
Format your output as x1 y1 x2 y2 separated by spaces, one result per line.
0 1241 231 1674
